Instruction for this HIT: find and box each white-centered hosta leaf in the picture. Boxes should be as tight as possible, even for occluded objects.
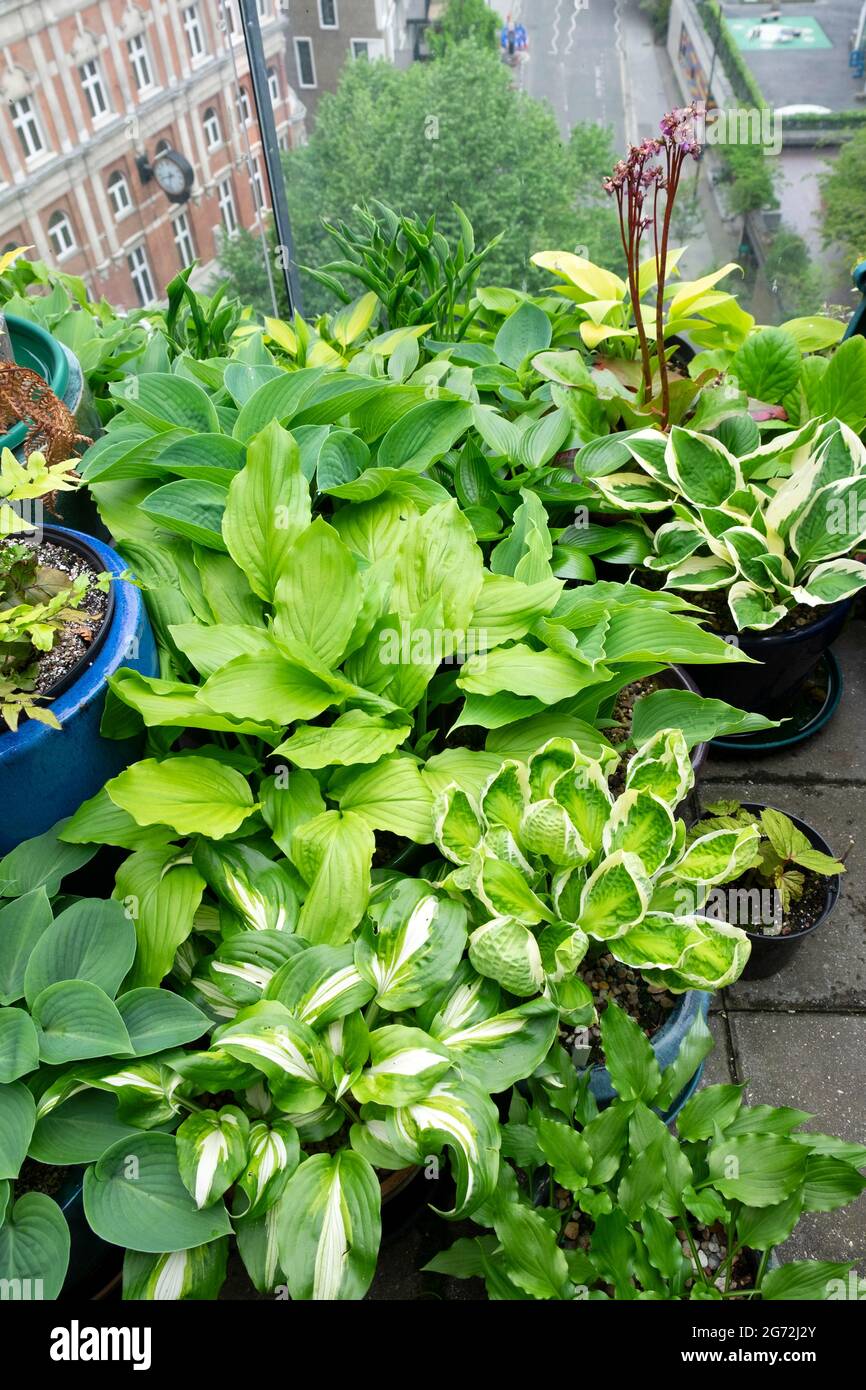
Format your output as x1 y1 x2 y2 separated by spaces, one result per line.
216 1002 329 1114
352 1025 451 1107
192 841 299 934
277 1150 381 1301
265 944 374 1026
437 997 558 1092
396 1078 500 1218
354 880 468 1010
122 1238 229 1300
234 1118 300 1219
113 846 206 989
177 1106 249 1209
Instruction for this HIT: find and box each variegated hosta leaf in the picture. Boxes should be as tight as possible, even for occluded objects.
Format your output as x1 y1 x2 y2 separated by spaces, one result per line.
191 841 299 932
791 558 866 608
480 760 530 833
323 1011 370 1099
546 973 595 1026
395 1078 500 1218
277 1150 382 1301
526 739 580 801
645 520 705 572
433 785 484 865
625 729 694 807
519 799 590 868
669 825 760 886
551 762 612 853
722 525 784 593
666 426 742 508
215 1002 329 1114
550 865 588 923
644 919 751 991
177 1106 249 1209
265 943 375 1026
195 930 306 1008
235 1195 287 1294
170 1048 259 1095
123 1237 229 1300
350 1103 422 1171
789 475 866 569
85 1060 183 1128
281 1102 344 1142
483 825 534 873
469 915 544 997
578 850 651 942
591 471 673 512
603 789 676 876
538 922 590 981
235 1118 301 1219
351 1025 452 1106
728 580 788 633
435 997 558 1092
607 913 710 973
476 856 551 925
415 958 501 1038
354 879 468 1010
664 554 737 591
183 972 242 1025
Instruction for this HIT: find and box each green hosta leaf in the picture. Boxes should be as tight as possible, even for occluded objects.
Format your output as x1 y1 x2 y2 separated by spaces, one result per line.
0 888 52 1005
535 1116 593 1192
107 756 256 839
330 757 434 844
813 334 866 429
468 914 544 997
436 997 558 1092
277 1150 381 1301
216 1002 329 1113
352 1025 451 1107
0 1193 69 1299
495 301 553 369
494 1200 569 1300
23 899 136 1007
115 990 208 1056
275 711 411 769
32 980 132 1065
234 1118 301 1220
261 770 325 857
28 1090 150 1165
617 1133 666 1221
291 811 375 946
761 1260 854 1302
603 790 676 876
0 1080 36 1178
192 841 298 933
666 427 740 507
601 607 750 667
801 1154 866 1214
222 421 311 601
273 519 361 668
433 786 483 865
730 328 800 404
114 846 205 989
123 1238 229 1300
708 1133 807 1207
84 1132 233 1253
266 944 374 1027
355 881 468 1010
599 1000 661 1103
0 1008 38 1082
477 858 551 925
579 851 650 941
177 1106 250 1209
631 689 777 747
676 1083 745 1141
735 1193 803 1252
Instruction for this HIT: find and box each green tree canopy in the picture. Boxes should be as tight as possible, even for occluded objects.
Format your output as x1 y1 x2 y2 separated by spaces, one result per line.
428 0 499 56
820 131 866 267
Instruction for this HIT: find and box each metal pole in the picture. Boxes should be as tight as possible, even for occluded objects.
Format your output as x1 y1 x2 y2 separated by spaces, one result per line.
236 0 302 317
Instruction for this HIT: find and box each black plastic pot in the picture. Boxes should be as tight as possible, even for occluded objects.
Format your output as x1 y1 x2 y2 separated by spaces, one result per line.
684 599 851 716
729 803 842 981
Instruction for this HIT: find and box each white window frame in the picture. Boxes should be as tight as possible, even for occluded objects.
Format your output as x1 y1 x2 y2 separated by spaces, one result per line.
128 244 156 306
47 210 75 259
203 106 222 150
217 175 237 235
10 95 46 161
318 0 338 29
352 38 380 60
107 169 132 219
182 5 207 62
173 210 195 266
127 33 155 93
256 0 272 21
79 59 111 121
267 65 280 104
294 37 317 89
251 154 266 211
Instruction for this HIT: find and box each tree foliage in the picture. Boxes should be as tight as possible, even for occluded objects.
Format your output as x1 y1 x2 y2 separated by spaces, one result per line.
427 0 499 57
820 130 866 267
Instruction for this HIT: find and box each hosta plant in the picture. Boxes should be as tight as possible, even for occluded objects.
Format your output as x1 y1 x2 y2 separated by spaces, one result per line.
579 417 866 630
431 726 758 1021
427 1001 866 1300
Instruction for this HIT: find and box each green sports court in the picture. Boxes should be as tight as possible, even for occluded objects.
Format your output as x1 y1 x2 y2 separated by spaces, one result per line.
727 15 833 51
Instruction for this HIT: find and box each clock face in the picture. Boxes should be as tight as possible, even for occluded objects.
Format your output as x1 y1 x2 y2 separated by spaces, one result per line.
153 150 193 201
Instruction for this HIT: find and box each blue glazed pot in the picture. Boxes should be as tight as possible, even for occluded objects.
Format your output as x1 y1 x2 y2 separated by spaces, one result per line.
588 990 711 1119
0 524 157 853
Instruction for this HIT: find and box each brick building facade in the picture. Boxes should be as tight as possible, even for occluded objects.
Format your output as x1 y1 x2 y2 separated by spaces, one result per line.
0 0 306 308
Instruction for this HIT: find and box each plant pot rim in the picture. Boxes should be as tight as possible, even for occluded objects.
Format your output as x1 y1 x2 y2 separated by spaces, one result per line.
708 800 842 947
716 596 852 650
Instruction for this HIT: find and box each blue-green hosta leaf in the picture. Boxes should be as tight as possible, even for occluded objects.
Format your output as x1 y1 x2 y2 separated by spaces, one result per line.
114 846 206 989
234 1196 287 1294
291 811 375 947
436 997 559 1092
665 427 741 507
192 841 298 934
352 1025 451 1107
274 710 411 769
107 756 256 839
23 899 135 1008
433 785 483 865
0 1007 38 1082
354 881 468 1010
222 420 311 601
265 944 374 1026
520 800 590 868
476 858 551 925
177 1106 249 1209
579 851 651 942
84 1132 233 1252
0 822 96 899
234 1118 301 1219
397 1078 500 1218
28 1089 153 1165
115 990 208 1056
625 729 694 807
603 790 676 876
216 1003 329 1114
670 825 760 885
552 762 614 854
123 1237 229 1300
495 300 552 369
330 757 434 844
468 916 544 997
378 399 473 473
273 518 362 668
0 888 53 1006
32 980 133 1065
0 1193 69 1299
277 1150 382 1301
0 1080 36 1178
791 558 866 608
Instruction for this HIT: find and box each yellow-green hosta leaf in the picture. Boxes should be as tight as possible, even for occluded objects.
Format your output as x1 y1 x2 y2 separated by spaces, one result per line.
197 652 342 728
459 644 596 703
222 420 311 601
234 1118 300 1220
553 762 613 854
291 810 375 947
625 729 694 807
470 572 563 647
520 800 589 867
579 851 651 941
352 1025 451 1107
113 846 205 989
167 621 275 679
123 1238 229 1300
216 1002 329 1114
433 785 483 865
354 881 468 1011
274 711 411 769
107 756 256 839
330 757 434 844
468 916 544 997
177 1106 249 1209
671 825 760 886
477 858 551 926
603 789 676 876
273 518 362 668
277 1150 381 1301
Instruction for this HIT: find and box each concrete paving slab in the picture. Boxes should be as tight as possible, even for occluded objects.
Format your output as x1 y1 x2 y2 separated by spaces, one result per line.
728 1011 866 1270
706 1009 736 1085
